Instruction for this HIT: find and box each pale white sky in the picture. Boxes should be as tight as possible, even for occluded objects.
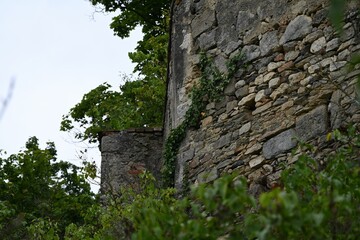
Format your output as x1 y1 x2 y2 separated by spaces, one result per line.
0 0 142 192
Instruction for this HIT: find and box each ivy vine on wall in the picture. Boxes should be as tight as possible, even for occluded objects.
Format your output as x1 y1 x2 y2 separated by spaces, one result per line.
162 52 246 187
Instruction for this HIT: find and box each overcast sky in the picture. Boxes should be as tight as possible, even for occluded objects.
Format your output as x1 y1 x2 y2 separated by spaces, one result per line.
0 0 142 192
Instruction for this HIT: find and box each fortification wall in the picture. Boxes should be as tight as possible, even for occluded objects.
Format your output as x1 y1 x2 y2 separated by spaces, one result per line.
100 128 163 194
165 0 360 192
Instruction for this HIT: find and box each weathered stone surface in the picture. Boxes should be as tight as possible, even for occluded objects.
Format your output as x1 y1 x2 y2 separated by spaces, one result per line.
215 133 232 149
326 38 339 52
310 37 327 53
260 30 279 56
268 61 284 71
202 116 213 127
255 90 266 102
280 15 312 44
197 30 217 50
191 8 216 38
249 156 265 168
179 148 195 162
278 61 294 72
263 129 297 159
164 0 359 192
236 11 256 33
235 80 246 89
285 50 300 61
269 77 281 88
245 143 262 155
295 105 328 141
235 85 249 98
101 130 163 193
239 122 252 135
238 93 256 107
252 101 272 115
242 45 261 61
198 168 219 183
226 100 238 112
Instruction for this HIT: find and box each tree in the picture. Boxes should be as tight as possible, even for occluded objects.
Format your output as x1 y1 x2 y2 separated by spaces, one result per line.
89 0 171 39
60 75 165 144
0 137 96 239
60 1 170 144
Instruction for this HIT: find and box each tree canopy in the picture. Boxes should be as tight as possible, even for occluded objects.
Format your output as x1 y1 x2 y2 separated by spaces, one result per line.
90 0 171 38
60 1 170 144
0 137 96 239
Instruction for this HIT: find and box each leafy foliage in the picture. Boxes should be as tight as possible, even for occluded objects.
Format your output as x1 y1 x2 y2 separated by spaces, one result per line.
60 75 165 144
89 0 170 39
0 137 96 239
62 2 170 144
61 125 360 239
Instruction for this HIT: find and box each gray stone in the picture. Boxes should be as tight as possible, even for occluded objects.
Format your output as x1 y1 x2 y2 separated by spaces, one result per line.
235 80 246 89
198 168 219 183
280 15 313 44
225 40 242 55
179 148 195 162
226 100 238 112
191 8 216 38
242 45 261 62
239 122 252 135
249 156 265 168
245 143 262 155
215 133 232 149
197 30 217 50
236 11 256 33
340 25 355 42
329 90 343 129
238 93 256 107
215 54 228 74
260 30 279 56
217 159 232 169
310 37 326 54
326 38 340 52
329 61 347 72
263 129 297 159
255 90 266 102
285 50 300 61
338 49 351 61
295 105 328 142
235 85 249 98
269 77 281 89
267 61 284 71
303 29 323 44
224 79 236 96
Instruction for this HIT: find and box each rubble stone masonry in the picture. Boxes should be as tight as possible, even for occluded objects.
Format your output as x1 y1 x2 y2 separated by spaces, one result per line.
164 0 360 193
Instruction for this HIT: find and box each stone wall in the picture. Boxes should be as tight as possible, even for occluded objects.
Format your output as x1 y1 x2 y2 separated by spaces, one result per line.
100 128 163 194
165 0 360 192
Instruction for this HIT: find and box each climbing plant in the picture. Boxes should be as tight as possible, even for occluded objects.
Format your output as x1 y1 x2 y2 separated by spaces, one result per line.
162 52 246 187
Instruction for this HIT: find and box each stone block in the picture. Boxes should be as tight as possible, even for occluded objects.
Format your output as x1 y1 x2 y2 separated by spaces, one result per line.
310 37 327 54
198 168 219 183
239 122 252 135
235 85 249 98
238 93 256 107
191 8 216 38
280 15 312 44
263 129 297 159
242 45 261 62
260 30 279 56
295 105 328 142
215 133 232 149
249 156 265 168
